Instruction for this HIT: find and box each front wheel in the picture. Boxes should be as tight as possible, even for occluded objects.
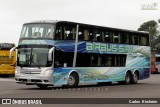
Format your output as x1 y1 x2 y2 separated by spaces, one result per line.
67 73 79 88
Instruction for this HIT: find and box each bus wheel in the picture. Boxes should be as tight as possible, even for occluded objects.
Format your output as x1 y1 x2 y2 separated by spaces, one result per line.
155 68 159 73
118 72 131 85
67 72 79 88
36 84 48 89
131 72 139 84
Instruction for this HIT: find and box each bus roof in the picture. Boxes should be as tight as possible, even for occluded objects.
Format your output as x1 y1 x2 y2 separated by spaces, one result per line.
24 20 149 35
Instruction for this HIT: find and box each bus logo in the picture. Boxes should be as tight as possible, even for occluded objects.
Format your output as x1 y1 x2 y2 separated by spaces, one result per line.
86 42 133 53
2 99 11 104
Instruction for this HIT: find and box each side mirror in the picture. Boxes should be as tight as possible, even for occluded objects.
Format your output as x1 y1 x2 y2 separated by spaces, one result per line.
9 47 17 58
48 47 55 61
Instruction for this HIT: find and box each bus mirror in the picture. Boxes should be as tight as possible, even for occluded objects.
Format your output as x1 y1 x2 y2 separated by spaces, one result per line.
64 63 67 67
48 47 55 61
9 47 17 58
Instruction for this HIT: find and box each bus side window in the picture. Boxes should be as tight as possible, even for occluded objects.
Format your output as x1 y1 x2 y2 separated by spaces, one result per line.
90 55 98 66
104 31 110 42
132 34 139 45
122 33 129 44
97 56 101 66
113 32 119 43
113 32 122 43
101 56 111 67
54 50 63 67
107 56 112 66
115 56 120 66
119 33 122 44
93 29 101 42
140 35 148 46
110 32 114 43
55 26 63 40
89 30 94 41
62 52 74 67
112 55 126 67
156 57 160 62
64 25 76 40
121 55 126 66
78 28 84 40
84 29 89 40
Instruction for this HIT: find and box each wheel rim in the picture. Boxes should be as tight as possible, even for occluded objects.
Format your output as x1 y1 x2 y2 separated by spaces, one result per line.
125 73 130 83
133 73 138 82
68 75 75 86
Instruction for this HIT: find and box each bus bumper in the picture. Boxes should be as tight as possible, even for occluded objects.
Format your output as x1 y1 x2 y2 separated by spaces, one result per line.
15 74 53 86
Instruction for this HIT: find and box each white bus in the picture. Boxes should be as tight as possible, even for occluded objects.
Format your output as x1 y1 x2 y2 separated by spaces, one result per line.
10 20 150 88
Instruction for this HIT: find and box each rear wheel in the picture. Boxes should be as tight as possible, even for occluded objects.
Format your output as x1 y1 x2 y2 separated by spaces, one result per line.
118 72 131 85
131 72 139 84
155 68 159 73
36 84 48 89
67 73 79 88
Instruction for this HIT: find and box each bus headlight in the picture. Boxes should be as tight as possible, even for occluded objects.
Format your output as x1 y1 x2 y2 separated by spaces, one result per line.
15 70 18 74
15 67 20 74
42 69 53 76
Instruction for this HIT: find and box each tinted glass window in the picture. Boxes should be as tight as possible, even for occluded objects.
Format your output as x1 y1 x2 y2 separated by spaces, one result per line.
20 24 54 39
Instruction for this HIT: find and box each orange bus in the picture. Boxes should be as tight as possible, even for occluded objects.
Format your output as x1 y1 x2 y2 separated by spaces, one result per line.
0 43 16 75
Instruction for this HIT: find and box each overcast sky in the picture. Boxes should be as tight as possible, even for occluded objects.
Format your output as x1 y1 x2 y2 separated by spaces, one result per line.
0 0 160 45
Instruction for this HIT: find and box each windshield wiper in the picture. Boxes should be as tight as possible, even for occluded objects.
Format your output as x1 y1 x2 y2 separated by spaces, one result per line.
36 60 41 69
36 64 41 69
31 61 41 69
30 57 41 69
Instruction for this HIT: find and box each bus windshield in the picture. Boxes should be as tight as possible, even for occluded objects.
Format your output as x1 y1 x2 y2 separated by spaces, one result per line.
20 24 55 39
17 47 52 67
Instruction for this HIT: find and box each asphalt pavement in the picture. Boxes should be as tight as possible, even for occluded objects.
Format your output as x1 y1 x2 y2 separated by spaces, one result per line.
0 74 160 107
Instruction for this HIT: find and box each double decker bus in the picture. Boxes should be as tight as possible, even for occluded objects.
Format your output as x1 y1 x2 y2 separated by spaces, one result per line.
10 20 150 88
0 43 16 75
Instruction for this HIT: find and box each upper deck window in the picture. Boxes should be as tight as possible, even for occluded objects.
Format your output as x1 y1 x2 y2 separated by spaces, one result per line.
20 24 55 39
55 24 76 40
55 22 150 46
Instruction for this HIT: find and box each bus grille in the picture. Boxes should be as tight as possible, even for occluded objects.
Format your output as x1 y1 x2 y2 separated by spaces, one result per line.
18 79 42 82
20 70 41 74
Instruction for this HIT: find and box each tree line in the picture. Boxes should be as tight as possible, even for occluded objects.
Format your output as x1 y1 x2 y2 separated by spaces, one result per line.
138 19 160 53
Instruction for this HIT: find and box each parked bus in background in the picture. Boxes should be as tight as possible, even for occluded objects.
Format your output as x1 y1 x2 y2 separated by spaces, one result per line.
10 20 151 88
151 52 160 73
151 52 156 73
0 43 16 75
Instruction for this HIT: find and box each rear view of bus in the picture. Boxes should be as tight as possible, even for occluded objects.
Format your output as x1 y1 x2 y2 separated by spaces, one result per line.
0 43 16 75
